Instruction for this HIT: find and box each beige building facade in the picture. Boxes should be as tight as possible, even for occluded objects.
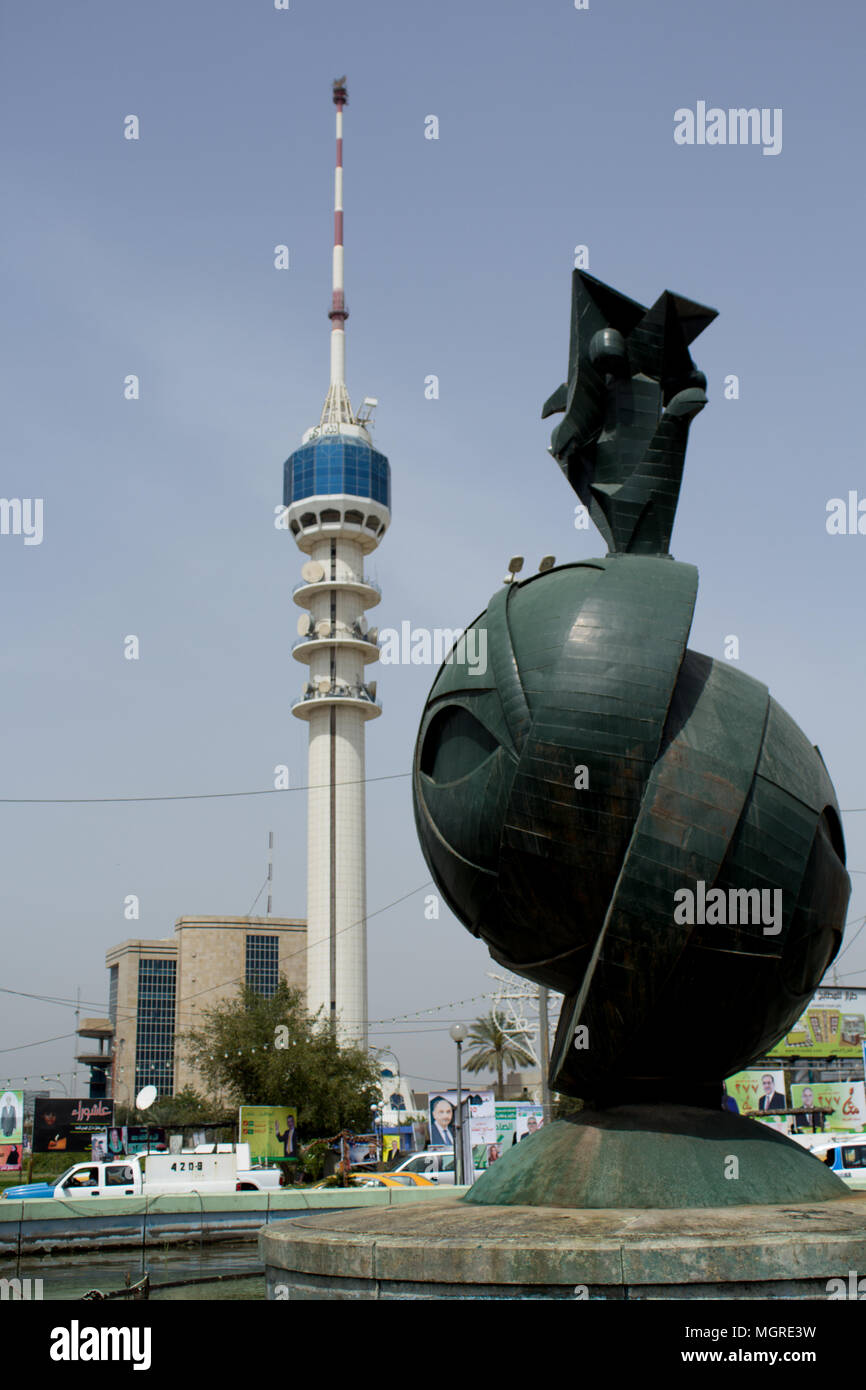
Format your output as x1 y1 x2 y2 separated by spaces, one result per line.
106 916 306 1104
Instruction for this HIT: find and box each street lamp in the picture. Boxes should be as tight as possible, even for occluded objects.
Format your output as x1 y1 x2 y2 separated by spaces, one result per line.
449 1023 468 1184
40 1075 68 1095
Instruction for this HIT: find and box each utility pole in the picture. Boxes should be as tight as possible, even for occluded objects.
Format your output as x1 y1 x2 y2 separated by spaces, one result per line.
450 1023 468 1184
267 830 274 916
538 986 552 1123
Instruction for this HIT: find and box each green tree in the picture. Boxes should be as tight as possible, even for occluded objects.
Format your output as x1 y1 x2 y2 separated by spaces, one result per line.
182 979 381 1136
114 1086 231 1129
150 1087 234 1127
463 1009 536 1100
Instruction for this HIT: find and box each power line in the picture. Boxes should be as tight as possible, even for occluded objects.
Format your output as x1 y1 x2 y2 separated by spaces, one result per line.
97 881 436 1032
834 914 866 964
0 987 96 1009
0 1031 76 1054
369 994 491 1025
0 882 438 1033
0 771 411 806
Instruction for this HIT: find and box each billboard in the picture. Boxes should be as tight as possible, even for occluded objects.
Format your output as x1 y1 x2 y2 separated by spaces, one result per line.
123 1125 168 1155
427 1091 495 1148
464 1102 548 1169
32 1098 114 1153
768 988 866 1059
0 1144 22 1172
0 1091 23 1145
790 1081 866 1133
343 1136 379 1166
238 1105 298 1162
382 1135 401 1163
724 1069 787 1122
428 1090 495 1179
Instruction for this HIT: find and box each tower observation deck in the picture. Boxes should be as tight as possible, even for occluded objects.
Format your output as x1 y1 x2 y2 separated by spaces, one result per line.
282 79 390 1047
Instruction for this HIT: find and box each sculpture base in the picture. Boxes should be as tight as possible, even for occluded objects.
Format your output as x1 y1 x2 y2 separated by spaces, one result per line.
260 1193 866 1300
464 1105 848 1208
260 1109 865 1300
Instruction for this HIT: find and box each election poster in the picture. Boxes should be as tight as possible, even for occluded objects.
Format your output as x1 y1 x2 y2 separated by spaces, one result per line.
0 1091 23 1145
723 1070 787 1125
239 1105 298 1162
790 1081 866 1133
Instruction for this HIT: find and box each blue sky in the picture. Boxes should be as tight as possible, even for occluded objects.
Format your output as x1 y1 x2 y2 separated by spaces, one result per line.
1 0 864 1096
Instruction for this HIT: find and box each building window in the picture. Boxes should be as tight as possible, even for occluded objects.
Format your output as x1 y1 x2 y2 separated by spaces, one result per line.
284 439 391 510
135 958 176 1097
246 935 279 998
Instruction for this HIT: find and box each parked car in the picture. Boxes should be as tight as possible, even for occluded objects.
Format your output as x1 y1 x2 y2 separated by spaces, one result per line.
309 1173 435 1189
812 1139 866 1188
357 1173 436 1189
390 1151 478 1185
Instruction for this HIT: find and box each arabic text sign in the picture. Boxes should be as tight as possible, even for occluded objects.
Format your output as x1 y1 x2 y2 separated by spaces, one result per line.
768 988 866 1059
32 1098 114 1153
790 1082 866 1132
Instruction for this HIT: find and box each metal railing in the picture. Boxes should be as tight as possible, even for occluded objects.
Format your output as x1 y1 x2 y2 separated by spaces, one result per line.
292 576 381 599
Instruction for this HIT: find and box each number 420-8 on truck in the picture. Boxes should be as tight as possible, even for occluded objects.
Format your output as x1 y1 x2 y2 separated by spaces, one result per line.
2 1145 282 1200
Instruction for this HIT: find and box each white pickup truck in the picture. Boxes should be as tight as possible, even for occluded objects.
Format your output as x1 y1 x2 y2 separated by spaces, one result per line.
3 1144 282 1200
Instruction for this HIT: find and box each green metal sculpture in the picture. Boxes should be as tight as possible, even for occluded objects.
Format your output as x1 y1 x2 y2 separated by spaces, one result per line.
413 270 850 1108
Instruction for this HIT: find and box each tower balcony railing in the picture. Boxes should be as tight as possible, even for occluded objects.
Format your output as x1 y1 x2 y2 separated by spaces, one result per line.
292 681 382 710
292 623 380 653
292 576 381 600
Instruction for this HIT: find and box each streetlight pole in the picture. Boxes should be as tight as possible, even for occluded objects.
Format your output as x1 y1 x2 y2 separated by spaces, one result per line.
537 987 551 1124
449 1023 468 1185
40 1075 68 1095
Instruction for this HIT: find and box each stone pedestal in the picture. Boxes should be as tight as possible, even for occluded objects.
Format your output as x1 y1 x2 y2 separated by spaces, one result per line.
260 1109 866 1299
260 1193 866 1300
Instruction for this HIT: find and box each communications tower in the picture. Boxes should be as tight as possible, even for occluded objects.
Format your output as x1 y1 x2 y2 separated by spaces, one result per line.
283 78 390 1046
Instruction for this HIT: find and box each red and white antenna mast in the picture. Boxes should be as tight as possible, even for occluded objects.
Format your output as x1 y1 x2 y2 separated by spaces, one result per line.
321 76 354 427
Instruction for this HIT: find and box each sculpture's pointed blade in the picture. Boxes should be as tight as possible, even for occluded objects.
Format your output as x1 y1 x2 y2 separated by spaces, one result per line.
667 292 718 346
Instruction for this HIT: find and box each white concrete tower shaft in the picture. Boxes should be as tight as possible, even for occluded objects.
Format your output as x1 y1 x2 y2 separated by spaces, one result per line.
284 78 391 1049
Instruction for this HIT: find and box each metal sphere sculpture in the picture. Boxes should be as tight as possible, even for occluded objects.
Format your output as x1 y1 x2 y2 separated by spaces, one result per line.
412 271 850 1106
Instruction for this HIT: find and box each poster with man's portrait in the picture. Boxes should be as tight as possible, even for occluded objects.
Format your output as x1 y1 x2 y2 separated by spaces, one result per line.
239 1105 298 1162
725 1069 788 1125
0 1091 23 1145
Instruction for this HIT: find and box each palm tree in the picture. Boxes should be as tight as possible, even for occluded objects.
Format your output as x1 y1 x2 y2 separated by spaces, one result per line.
463 1010 536 1100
